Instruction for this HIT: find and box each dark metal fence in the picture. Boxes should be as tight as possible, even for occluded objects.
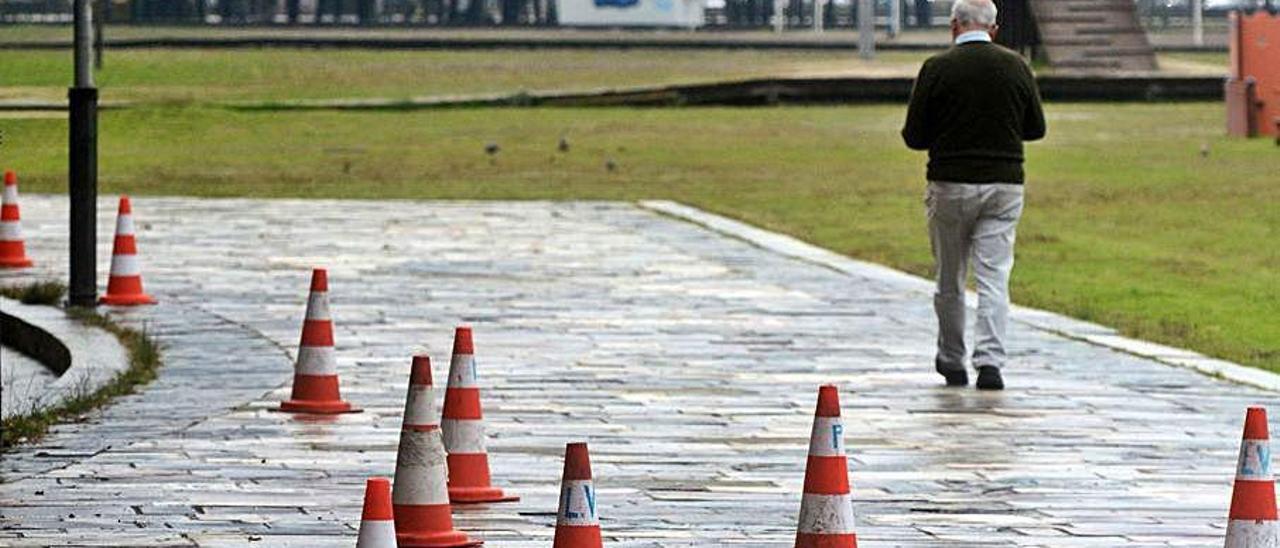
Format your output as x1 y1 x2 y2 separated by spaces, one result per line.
0 0 947 29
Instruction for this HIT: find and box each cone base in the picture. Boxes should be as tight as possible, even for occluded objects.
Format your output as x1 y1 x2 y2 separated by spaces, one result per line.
397 530 483 548
0 257 33 268
278 399 361 414
99 293 156 306
449 486 519 505
795 532 858 548
553 525 602 548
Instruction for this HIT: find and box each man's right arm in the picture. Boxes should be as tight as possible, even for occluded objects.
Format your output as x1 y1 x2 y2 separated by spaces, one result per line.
902 60 934 151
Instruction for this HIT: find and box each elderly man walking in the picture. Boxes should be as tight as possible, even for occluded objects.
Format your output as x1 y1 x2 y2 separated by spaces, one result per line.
902 0 1046 390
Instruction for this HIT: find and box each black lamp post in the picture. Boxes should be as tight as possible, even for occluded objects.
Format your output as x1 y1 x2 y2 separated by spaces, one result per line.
68 0 98 308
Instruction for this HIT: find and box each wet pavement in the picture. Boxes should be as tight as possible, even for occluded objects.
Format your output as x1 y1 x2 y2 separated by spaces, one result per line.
0 195 1275 547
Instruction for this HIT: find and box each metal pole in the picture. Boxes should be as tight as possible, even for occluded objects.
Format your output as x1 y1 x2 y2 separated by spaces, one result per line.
814 0 822 33
889 0 901 38
69 0 98 308
93 0 104 70
1191 0 1203 46
773 0 785 32
858 0 874 59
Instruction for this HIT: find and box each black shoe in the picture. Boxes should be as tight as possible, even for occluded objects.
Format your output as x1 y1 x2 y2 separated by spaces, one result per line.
976 366 1004 391
936 361 968 387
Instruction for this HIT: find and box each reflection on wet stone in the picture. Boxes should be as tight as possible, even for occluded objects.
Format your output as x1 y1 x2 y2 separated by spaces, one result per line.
0 196 1276 546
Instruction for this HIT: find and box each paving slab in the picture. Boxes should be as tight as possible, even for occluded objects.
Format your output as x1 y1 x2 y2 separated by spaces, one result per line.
0 195 1276 546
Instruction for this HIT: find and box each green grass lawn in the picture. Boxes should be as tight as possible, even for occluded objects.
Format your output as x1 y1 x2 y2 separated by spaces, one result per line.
0 48 930 104
3 102 1276 372
0 43 1226 105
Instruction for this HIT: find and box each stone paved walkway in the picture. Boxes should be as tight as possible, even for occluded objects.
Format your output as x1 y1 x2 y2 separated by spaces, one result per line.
1 196 1276 547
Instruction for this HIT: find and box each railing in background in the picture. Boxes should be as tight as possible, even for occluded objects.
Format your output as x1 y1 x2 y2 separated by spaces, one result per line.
0 0 940 30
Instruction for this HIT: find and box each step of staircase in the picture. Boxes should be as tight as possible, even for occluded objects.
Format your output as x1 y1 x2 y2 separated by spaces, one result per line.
1029 0 1158 71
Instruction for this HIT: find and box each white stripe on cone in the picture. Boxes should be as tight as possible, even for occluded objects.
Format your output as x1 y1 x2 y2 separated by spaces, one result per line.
108 254 142 277
441 419 486 454
0 221 21 241
392 430 450 505
797 493 857 534
1225 520 1279 548
305 292 330 321
808 416 846 457
447 354 479 388
2 185 17 203
403 383 437 428
115 212 135 236
356 519 397 548
295 346 338 376
1238 440 1274 481
557 479 599 526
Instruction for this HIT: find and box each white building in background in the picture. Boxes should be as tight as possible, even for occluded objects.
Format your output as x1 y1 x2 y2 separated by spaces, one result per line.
556 0 706 28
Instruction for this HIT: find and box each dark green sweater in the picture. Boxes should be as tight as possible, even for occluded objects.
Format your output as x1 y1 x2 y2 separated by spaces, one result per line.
902 42 1046 184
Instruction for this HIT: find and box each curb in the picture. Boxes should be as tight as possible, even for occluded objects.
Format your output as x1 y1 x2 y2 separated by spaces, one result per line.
637 200 1280 393
0 75 1226 113
0 297 131 419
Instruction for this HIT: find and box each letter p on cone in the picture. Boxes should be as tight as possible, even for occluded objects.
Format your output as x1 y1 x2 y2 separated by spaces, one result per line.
1225 406 1278 547
795 385 857 548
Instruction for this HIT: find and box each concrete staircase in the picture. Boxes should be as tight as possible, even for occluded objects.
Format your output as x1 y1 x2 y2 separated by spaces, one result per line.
1029 0 1158 72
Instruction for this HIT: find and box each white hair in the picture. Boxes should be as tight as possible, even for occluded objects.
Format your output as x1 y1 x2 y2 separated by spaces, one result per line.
951 0 998 27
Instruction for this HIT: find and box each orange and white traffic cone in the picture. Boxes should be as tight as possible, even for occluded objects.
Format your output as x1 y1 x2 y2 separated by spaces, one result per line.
278 269 358 414
99 196 155 305
553 442 601 548
357 477 398 548
393 355 482 548
442 327 518 504
0 170 33 269
1225 406 1277 547
795 385 857 548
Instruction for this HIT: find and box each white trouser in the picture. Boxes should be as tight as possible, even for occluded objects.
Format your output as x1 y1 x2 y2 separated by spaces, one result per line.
926 181 1025 371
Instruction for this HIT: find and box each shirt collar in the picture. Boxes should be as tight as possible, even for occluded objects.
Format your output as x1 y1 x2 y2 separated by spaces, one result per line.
955 30 993 45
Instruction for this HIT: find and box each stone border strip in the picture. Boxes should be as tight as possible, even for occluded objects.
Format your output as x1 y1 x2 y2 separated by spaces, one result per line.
227 75 1227 110
0 33 1228 53
0 74 1225 113
0 303 71 376
0 297 130 418
638 200 1280 393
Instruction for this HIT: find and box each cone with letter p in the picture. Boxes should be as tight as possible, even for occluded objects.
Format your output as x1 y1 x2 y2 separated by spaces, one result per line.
278 269 358 414
795 385 857 548
442 326 518 504
554 442 601 548
0 170 33 269
1225 406 1277 547
393 355 481 548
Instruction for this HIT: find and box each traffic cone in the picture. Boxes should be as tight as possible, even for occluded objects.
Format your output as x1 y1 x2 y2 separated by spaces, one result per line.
393 355 482 548
278 269 358 414
442 327 518 504
357 477 397 548
553 442 601 548
795 385 857 548
99 196 155 305
0 170 33 269
1225 406 1277 547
